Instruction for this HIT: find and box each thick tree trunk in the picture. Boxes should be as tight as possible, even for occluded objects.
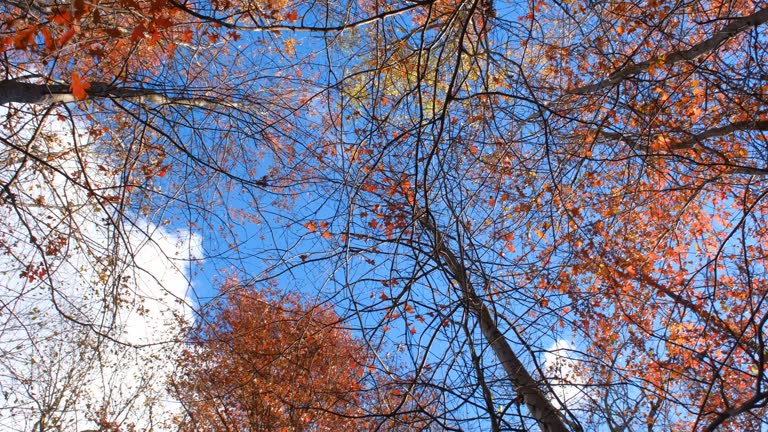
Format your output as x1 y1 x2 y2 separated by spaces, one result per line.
417 210 573 432
0 79 240 108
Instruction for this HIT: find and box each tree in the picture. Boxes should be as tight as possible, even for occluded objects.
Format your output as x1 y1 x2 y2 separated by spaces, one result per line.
169 282 437 431
0 0 315 429
0 105 200 430
3 0 768 430
282 0 768 429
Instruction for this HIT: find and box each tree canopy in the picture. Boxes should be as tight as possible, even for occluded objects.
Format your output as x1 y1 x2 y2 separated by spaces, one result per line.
170 283 436 431
2 0 768 430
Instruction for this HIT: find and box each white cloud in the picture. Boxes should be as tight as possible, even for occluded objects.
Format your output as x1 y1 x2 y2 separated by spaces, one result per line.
543 339 587 411
0 105 199 431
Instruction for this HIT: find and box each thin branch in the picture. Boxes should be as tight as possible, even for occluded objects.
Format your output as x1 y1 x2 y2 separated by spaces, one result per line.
570 7 768 94
416 207 574 432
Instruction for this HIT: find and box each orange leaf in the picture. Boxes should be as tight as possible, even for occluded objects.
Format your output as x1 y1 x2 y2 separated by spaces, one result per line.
70 73 90 100
51 11 73 26
321 230 332 240
286 10 298 23
58 27 76 47
304 221 318 233
180 27 194 43
40 26 54 51
13 27 36 51
410 326 417 335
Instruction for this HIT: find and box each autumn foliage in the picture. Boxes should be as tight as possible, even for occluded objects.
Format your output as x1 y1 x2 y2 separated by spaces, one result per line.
2 0 183 83
4 0 768 430
0 0 296 97
169 284 434 431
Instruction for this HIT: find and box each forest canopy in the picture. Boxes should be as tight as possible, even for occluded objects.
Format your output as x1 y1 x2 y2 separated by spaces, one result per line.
2 0 768 430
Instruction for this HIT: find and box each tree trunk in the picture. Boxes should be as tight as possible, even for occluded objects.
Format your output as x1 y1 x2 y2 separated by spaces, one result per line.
417 209 573 432
0 79 243 108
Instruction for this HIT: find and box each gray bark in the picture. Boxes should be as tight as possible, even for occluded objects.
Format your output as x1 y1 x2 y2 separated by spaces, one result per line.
0 79 243 108
417 209 574 432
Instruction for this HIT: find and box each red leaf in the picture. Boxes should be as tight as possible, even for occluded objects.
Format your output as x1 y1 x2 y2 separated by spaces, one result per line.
13 27 36 51
57 27 76 47
73 0 88 19
51 11 73 26
130 24 146 42
154 16 173 30
70 73 90 100
40 26 54 50
180 27 194 43
286 10 299 23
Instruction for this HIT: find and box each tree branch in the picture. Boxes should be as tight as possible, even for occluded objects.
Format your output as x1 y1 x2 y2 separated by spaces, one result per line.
416 208 573 432
0 79 247 109
669 120 768 150
570 7 768 94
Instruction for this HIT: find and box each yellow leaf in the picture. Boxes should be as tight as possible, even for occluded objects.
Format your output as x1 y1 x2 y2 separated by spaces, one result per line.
284 38 296 56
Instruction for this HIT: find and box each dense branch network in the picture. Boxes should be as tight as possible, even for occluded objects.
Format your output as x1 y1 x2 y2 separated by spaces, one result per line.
2 0 768 430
